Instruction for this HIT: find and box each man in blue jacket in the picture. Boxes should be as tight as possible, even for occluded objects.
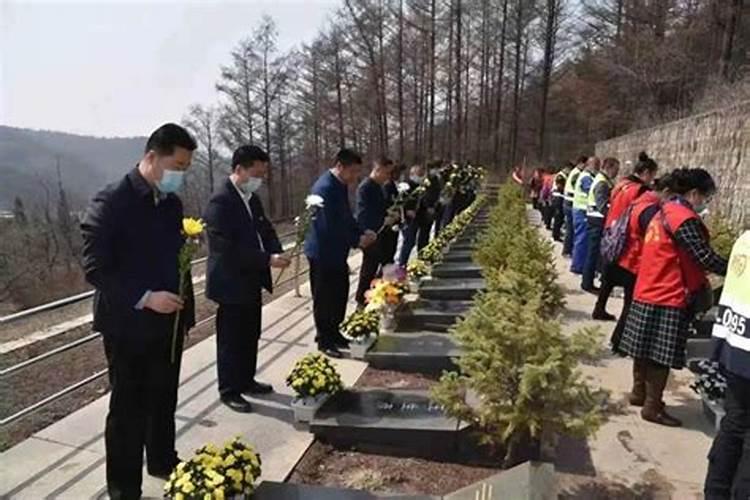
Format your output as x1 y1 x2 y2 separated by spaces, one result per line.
355 156 396 308
81 123 197 499
305 149 377 357
203 145 290 413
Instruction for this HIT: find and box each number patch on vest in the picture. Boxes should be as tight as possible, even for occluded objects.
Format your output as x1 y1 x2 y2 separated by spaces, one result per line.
717 306 748 337
644 224 661 243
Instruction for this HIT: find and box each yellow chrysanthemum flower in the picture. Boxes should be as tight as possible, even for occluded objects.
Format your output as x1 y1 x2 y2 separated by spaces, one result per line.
182 217 204 237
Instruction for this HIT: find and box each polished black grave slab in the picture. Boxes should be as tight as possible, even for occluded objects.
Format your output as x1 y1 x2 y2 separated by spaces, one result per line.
419 278 485 301
396 300 472 331
254 482 435 499
310 389 469 458
431 262 483 279
444 462 556 500
366 331 461 373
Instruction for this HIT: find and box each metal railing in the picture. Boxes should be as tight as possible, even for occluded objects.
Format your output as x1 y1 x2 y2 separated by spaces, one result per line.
0 229 299 426
0 218 294 325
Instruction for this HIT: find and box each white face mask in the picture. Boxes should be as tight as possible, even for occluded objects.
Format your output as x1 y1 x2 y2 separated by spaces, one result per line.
410 175 424 184
239 177 263 196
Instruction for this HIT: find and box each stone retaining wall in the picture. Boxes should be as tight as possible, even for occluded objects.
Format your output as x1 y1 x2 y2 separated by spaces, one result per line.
596 101 749 228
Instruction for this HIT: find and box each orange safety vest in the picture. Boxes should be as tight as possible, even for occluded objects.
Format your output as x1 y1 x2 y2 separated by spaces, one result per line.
633 200 709 308
605 178 648 229
617 191 660 275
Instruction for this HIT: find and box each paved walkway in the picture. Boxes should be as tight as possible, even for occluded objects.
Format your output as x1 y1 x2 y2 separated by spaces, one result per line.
544 219 714 498
1 254 367 500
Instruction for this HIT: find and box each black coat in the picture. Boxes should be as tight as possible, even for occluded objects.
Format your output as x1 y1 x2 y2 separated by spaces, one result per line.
203 178 282 304
356 177 387 232
81 168 196 346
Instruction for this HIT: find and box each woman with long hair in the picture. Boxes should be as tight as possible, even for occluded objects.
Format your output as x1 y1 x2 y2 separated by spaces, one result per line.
619 168 728 426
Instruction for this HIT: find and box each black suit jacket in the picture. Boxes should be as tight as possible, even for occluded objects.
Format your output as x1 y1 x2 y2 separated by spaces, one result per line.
203 178 282 304
81 168 196 346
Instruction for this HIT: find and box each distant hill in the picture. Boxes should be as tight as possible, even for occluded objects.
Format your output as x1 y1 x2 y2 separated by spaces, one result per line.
0 126 146 211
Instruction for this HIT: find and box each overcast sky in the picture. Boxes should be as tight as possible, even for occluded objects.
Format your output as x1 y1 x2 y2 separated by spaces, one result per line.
0 0 339 138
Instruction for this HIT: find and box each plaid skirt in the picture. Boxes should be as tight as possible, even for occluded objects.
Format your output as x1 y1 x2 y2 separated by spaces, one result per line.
619 300 690 369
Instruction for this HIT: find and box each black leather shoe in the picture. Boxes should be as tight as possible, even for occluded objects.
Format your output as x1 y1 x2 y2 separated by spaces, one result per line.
332 335 350 349
148 456 182 479
592 310 617 321
319 345 343 358
581 285 601 295
221 394 253 413
244 380 273 395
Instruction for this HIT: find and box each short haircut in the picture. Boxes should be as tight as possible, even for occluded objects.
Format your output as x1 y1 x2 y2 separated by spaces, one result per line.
577 155 589 165
145 123 197 155
603 157 620 170
232 145 270 170
665 167 717 196
375 156 394 168
335 148 363 167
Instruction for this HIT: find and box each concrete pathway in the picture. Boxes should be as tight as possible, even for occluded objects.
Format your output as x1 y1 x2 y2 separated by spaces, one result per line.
542 218 714 498
0 254 366 500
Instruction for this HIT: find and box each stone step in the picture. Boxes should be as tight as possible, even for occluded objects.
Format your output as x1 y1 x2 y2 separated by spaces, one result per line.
442 250 473 263
431 263 483 279
310 389 470 459
419 278 485 301
365 331 461 373
396 299 472 331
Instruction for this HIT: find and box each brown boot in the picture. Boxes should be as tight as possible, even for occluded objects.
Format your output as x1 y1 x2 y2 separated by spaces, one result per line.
641 362 683 427
629 359 647 406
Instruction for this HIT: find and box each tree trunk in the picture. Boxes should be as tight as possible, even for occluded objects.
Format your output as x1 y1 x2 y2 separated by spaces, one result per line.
454 0 463 162
493 0 509 169
719 0 743 81
334 35 346 148
509 0 524 165
428 0 437 160
538 0 558 162
445 0 455 160
398 0 406 161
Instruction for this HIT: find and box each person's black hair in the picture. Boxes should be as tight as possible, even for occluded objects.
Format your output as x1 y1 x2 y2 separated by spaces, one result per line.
664 167 716 196
375 156 394 168
654 174 671 192
335 148 363 167
145 123 197 155
232 145 270 170
603 157 620 170
577 155 589 165
633 151 658 175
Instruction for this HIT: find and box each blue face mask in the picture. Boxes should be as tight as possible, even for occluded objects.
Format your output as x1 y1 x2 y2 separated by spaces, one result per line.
157 169 184 193
240 177 263 195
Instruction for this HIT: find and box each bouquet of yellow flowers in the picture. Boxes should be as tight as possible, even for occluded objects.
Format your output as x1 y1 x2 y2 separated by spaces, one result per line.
340 308 380 340
172 217 204 363
406 259 431 280
163 437 261 500
286 353 344 399
365 278 408 310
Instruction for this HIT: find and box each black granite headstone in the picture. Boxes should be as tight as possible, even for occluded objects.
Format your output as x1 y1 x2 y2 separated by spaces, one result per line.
310 389 469 458
254 481 435 499
419 278 485 301
432 263 483 279
396 300 472 331
366 332 461 372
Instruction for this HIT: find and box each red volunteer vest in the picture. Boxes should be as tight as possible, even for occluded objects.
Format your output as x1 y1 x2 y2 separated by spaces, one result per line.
605 179 646 229
633 200 709 308
617 191 660 274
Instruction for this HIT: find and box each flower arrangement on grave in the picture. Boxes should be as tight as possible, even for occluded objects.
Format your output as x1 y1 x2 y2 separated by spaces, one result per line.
439 164 486 204
340 308 380 342
406 258 431 281
163 436 261 500
286 353 344 400
417 194 487 266
172 217 204 363
274 194 324 287
690 360 727 402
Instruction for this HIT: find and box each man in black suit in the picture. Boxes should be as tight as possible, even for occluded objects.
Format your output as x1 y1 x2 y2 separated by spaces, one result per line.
203 145 290 413
81 123 197 500
398 164 439 266
355 157 396 308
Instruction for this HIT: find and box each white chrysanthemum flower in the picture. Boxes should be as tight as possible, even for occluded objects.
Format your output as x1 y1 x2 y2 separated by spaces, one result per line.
305 194 324 208
397 182 411 194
